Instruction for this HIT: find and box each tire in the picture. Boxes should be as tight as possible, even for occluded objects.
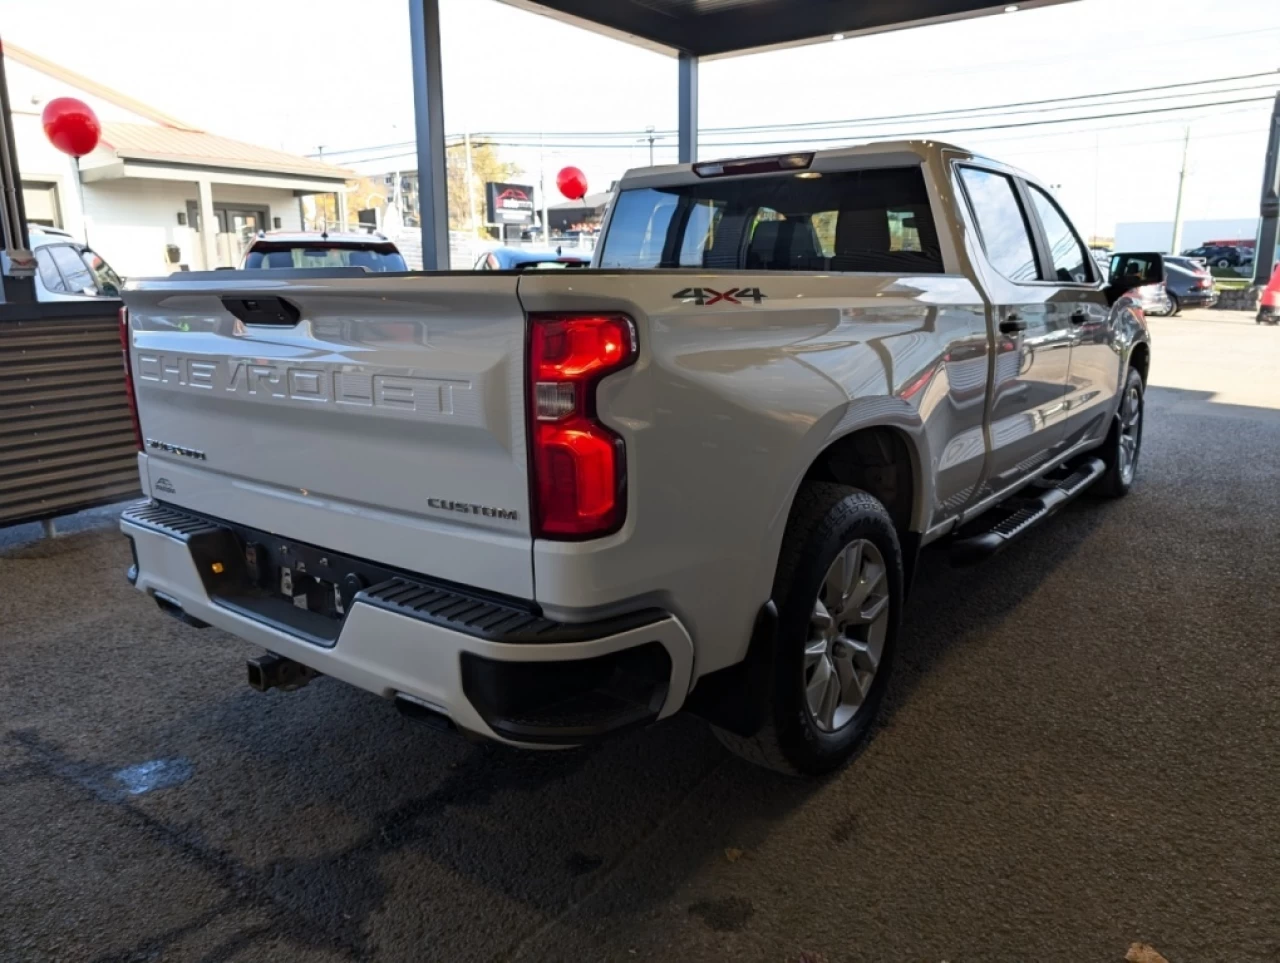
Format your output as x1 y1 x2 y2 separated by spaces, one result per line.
1215 258 1231 268
1167 294 1180 317
1096 366 1145 498
713 483 903 776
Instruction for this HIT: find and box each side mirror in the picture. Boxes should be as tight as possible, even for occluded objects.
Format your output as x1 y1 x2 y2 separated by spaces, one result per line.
1105 252 1165 306
1109 252 1164 284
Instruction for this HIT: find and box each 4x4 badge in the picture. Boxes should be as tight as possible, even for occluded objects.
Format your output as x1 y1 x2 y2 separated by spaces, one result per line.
673 287 767 306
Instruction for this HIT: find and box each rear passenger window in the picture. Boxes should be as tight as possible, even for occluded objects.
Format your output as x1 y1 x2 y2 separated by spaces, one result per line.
597 166 944 273
1028 185 1093 284
35 249 68 293
49 244 97 294
958 167 1040 283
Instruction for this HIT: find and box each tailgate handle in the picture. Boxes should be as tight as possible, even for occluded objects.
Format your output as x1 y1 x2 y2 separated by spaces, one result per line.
221 296 300 326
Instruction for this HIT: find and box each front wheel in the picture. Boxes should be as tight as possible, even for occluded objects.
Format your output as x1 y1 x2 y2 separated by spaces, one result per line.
713 483 903 776
1096 366 1145 498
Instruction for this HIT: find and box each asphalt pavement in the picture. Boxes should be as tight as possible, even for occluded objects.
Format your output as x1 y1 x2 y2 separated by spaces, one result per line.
2 311 1278 963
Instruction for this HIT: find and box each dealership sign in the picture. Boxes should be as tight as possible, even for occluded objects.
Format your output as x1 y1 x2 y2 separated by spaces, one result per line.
486 182 536 226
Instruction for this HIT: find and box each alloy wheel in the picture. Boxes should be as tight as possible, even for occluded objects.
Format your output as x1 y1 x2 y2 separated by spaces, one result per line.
804 539 891 732
1118 382 1143 484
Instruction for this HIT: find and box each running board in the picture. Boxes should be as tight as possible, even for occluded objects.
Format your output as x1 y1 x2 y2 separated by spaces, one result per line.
950 457 1106 566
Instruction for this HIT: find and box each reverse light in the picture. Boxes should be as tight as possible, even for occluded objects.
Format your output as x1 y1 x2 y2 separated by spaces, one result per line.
528 313 637 539
119 306 143 451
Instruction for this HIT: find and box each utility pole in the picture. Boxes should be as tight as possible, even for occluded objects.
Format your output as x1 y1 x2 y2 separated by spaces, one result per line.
1170 126 1191 255
463 132 477 235
636 126 660 167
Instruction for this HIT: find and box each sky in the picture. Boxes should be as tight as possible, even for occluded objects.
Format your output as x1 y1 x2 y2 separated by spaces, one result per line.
3 0 1279 238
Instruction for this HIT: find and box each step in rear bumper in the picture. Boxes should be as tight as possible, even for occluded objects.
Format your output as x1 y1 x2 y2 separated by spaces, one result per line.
120 502 695 746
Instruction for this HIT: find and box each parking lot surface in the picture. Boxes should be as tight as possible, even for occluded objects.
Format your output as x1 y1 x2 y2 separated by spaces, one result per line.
3 311 1278 963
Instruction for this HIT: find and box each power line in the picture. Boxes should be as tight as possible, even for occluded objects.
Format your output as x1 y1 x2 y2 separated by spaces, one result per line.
338 100 1275 165
475 69 1280 140
312 69 1280 158
696 80 1280 135
691 95 1280 149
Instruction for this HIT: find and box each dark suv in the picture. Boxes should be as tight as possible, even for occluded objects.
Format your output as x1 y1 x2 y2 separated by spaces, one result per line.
1180 244 1249 269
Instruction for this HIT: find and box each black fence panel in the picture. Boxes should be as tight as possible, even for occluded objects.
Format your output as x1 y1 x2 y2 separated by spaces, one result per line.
0 304 142 527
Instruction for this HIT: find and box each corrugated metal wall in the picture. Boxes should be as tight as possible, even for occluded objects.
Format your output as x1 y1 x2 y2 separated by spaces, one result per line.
0 308 142 527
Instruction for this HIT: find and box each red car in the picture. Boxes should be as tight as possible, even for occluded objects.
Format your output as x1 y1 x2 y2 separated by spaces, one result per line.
1259 262 1280 325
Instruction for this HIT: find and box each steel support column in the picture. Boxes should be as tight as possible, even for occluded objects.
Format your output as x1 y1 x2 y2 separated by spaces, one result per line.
1253 93 1280 286
678 52 698 165
409 0 449 270
197 179 217 270
0 39 35 304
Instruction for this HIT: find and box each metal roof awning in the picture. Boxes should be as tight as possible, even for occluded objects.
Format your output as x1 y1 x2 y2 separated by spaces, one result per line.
496 0 1077 58
405 0 1081 270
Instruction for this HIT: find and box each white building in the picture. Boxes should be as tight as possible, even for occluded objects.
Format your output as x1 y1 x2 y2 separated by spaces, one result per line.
7 43 350 277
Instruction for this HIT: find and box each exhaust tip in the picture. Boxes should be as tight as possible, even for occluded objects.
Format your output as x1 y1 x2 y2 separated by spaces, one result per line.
246 652 318 692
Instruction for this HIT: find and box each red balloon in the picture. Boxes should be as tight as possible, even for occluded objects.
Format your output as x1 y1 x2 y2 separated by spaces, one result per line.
41 97 101 158
556 166 588 202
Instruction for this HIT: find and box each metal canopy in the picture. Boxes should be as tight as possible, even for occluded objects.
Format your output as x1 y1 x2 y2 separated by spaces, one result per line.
496 0 1077 59
407 0 1079 269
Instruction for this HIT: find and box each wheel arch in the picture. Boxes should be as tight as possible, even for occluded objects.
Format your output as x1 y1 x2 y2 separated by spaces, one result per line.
1129 339 1151 385
798 422 930 537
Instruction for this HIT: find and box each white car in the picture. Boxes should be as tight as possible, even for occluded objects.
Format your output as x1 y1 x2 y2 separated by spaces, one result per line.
31 226 123 301
238 231 408 272
120 141 1160 775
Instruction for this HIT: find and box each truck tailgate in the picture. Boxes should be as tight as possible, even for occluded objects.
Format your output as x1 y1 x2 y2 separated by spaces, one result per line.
122 273 533 598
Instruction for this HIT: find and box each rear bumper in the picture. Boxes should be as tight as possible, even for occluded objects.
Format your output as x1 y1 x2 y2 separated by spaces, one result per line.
120 502 694 746
1180 292 1218 308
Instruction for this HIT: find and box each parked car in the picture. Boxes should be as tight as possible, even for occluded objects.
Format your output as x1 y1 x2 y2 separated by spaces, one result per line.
1152 262 1218 315
1165 255 1209 274
120 140 1160 776
1258 262 1280 325
240 232 408 271
1180 244 1249 269
30 226 124 301
473 247 591 270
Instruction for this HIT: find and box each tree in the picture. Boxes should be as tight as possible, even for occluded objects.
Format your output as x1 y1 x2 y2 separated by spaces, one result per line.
306 175 387 231
447 139 520 234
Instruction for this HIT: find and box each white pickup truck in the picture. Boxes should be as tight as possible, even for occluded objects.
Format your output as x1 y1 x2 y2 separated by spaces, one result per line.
120 141 1160 774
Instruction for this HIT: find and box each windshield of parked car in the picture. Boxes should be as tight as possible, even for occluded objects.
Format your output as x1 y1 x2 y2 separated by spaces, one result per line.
244 242 408 272
598 166 943 273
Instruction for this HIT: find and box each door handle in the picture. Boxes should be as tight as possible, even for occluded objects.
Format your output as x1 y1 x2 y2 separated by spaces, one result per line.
999 314 1027 334
1070 309 1089 325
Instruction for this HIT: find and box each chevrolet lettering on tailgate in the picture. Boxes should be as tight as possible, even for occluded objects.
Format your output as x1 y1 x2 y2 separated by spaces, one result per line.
135 354 471 419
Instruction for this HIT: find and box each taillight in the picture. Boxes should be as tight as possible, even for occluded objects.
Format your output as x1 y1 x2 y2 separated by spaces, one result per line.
528 312 637 539
119 306 142 450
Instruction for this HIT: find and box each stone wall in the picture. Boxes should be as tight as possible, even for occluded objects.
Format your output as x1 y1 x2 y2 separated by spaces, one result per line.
1212 285 1261 311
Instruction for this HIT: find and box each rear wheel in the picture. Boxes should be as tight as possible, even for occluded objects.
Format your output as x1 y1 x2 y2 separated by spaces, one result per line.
1167 294 1181 317
1096 366 1145 498
713 483 902 776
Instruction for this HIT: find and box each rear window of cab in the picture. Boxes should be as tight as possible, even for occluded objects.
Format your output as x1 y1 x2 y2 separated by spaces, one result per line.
598 166 943 274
